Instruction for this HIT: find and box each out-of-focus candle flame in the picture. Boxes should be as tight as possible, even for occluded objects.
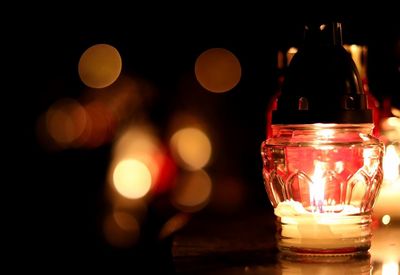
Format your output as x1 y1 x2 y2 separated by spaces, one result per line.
383 145 400 183
391 107 400 117
172 170 212 212
113 211 139 231
45 99 88 147
170 127 211 170
382 261 399 275
159 213 190 239
113 159 152 199
194 48 241 93
286 47 298 65
78 44 122 89
374 141 400 220
382 214 391 225
113 128 161 180
79 101 115 148
109 127 176 195
103 211 139 247
387 117 400 128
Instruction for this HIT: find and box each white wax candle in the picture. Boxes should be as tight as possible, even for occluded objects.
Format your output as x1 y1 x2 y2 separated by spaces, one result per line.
275 200 370 249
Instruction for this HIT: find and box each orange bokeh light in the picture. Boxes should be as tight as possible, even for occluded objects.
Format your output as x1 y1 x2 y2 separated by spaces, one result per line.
45 98 87 147
78 44 122 89
170 127 211 170
195 48 241 93
172 170 212 212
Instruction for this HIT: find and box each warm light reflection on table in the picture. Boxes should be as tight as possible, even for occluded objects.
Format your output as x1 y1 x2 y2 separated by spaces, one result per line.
173 214 400 274
371 224 400 275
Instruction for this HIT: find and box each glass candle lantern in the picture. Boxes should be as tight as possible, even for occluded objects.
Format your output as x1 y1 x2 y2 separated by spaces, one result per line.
261 22 384 255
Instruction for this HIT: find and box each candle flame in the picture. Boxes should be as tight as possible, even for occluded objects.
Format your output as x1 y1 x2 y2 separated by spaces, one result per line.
310 160 326 212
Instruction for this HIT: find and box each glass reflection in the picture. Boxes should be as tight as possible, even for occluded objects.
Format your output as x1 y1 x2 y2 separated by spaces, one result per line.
371 225 400 275
279 252 371 275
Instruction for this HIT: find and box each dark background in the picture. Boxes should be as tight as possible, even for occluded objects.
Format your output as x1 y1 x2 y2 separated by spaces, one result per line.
9 8 400 272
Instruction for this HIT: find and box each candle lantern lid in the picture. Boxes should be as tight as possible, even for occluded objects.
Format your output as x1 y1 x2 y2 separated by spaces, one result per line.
272 22 372 124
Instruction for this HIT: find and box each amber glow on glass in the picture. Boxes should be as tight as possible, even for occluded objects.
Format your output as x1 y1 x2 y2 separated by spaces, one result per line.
263 124 383 253
78 44 122 88
344 44 368 79
195 48 241 93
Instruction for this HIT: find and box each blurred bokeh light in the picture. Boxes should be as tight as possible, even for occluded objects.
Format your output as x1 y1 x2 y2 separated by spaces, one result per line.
171 170 212 212
103 211 140 247
375 129 400 221
113 159 152 199
79 101 115 148
382 144 400 183
44 98 87 148
159 213 190 240
194 48 241 93
382 214 391 225
286 47 298 65
37 75 153 150
110 127 176 195
170 127 211 170
78 44 122 89
381 262 399 275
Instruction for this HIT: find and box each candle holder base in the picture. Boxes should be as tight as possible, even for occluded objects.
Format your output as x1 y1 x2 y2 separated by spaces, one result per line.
277 241 371 257
278 251 372 274
276 213 372 256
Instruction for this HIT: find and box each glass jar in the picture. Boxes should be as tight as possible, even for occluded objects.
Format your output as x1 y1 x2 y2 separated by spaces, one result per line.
261 123 384 255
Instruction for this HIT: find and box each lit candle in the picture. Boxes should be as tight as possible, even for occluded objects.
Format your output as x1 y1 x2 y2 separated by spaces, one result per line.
261 22 384 255
275 200 371 250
